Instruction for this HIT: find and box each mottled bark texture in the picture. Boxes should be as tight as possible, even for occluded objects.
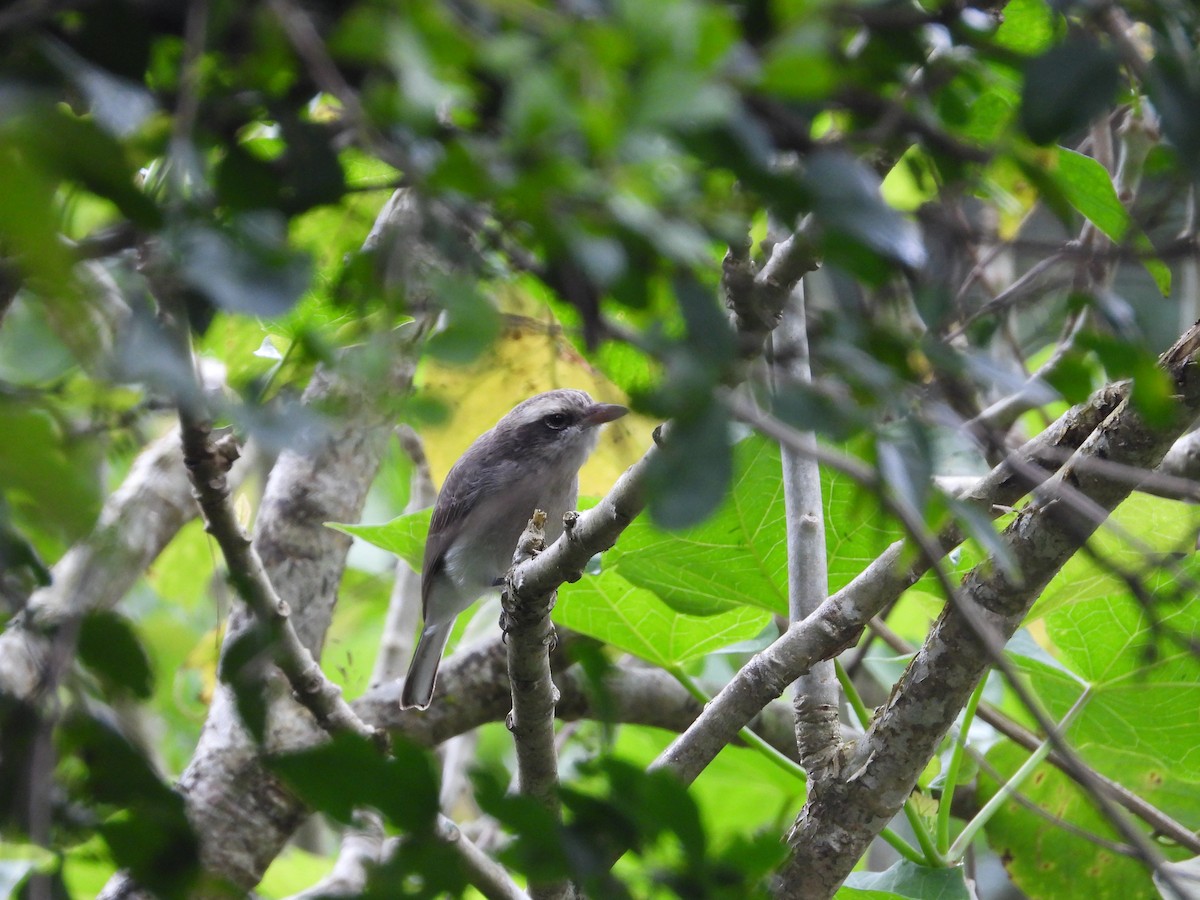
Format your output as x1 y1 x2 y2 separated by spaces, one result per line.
777 324 1200 899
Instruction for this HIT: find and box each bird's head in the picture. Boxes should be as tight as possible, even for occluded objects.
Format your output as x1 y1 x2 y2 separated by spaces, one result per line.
492 389 628 468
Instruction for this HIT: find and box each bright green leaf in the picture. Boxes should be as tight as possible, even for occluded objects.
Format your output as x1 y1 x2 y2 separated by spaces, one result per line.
554 568 770 667
1051 149 1129 241
616 435 900 617
328 508 432 572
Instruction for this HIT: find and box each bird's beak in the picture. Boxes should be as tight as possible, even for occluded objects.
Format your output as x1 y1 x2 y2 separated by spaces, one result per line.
581 403 628 427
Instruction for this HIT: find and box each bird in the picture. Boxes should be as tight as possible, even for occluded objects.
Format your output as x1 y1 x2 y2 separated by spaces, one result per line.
400 388 628 710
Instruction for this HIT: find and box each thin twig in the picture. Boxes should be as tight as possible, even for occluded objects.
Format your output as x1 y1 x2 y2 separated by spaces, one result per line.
149 276 379 743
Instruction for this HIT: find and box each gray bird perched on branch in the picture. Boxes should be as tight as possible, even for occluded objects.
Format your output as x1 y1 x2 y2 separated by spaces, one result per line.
401 389 628 710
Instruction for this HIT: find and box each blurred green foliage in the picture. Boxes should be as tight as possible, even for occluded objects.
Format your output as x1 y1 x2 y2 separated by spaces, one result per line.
1 0 1199 897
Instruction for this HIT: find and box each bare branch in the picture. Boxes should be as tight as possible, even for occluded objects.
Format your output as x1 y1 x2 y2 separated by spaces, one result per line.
774 294 840 780
101 190 443 896
435 816 531 900
151 284 378 740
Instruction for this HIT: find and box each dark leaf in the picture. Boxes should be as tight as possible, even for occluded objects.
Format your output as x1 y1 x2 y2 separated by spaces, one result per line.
277 116 347 213
804 151 927 272
9 105 161 227
217 620 274 742
362 831 470 899
772 382 867 442
100 807 199 900
0 515 52 588
59 711 199 899
1020 36 1121 145
215 145 286 212
876 421 934 522
647 402 732 529
1146 55 1200 180
41 37 156 137
1042 349 1097 404
423 275 502 363
268 732 439 833
677 274 736 366
0 697 41 830
473 768 574 881
177 214 312 318
77 610 154 700
1079 332 1176 427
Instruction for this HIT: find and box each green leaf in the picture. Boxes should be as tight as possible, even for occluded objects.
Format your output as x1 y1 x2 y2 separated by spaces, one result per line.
645 401 733 530
11 105 161 228
59 712 199 900
77 610 155 700
1020 36 1121 145
218 620 274 742
257 847 335 900
607 727 797 875
758 33 837 101
328 508 432 572
423 275 503 363
1051 149 1129 241
0 844 55 898
992 0 1056 56
1036 584 1200 781
176 214 312 319
980 742 1189 900
1035 492 1200 618
1146 55 1200 181
616 435 901 617
1079 332 1177 427
842 860 972 899
554 569 770 667
0 399 103 547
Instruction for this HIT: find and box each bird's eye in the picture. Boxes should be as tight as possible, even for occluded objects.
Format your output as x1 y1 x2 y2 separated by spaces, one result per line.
543 413 571 431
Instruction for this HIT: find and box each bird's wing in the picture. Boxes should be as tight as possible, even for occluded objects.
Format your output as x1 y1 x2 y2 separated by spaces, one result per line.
421 442 495 612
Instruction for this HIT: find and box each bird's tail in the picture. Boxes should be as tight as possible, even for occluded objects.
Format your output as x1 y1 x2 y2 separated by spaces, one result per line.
400 624 452 710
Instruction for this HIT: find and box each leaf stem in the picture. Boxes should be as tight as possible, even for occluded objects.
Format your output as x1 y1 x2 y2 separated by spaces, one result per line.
948 686 1093 859
937 675 987 854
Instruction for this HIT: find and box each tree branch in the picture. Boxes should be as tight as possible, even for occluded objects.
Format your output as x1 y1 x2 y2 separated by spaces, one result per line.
774 294 840 780
151 280 378 741
502 510 571 900
779 321 1200 897
0 427 198 704
100 190 444 897
866 616 1200 854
